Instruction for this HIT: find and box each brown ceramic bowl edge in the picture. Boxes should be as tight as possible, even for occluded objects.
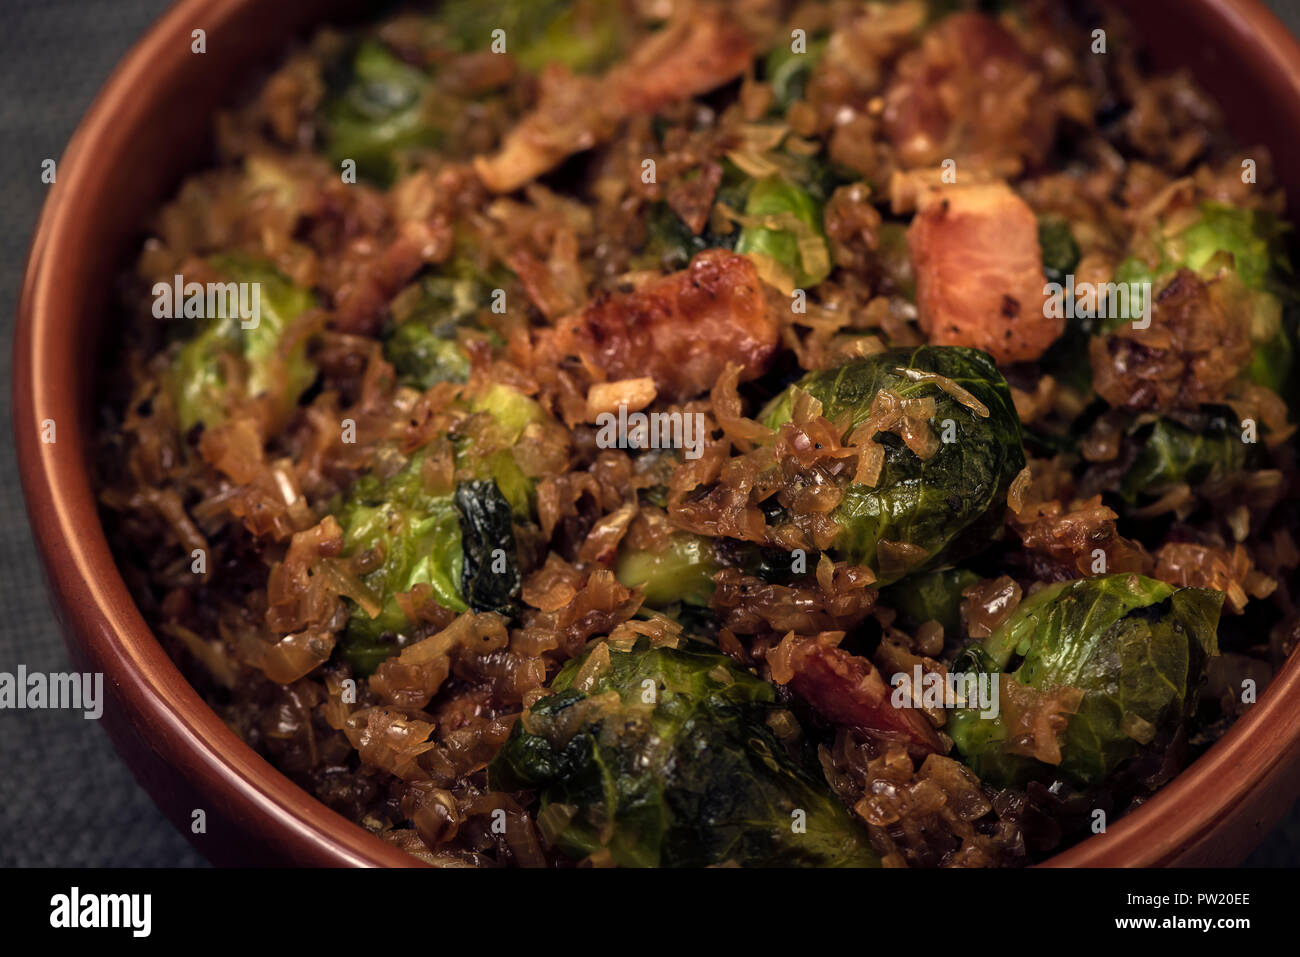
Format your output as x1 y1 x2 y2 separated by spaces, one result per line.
13 0 414 868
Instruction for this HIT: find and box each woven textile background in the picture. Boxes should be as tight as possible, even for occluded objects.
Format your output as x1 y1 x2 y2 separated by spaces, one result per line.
2 0 1298 866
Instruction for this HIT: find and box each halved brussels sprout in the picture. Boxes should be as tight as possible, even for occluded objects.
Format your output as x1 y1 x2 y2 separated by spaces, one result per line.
614 533 720 609
335 453 467 674
735 175 831 289
1118 407 1259 505
1108 202 1295 390
170 255 317 434
489 636 880 867
334 384 543 673
762 346 1025 585
321 39 442 185
948 574 1222 788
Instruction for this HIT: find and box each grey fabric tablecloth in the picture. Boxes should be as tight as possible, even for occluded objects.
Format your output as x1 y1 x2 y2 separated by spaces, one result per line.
2 0 1298 867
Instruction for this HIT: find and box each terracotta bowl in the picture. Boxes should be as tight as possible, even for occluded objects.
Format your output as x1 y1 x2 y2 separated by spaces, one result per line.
14 0 1300 867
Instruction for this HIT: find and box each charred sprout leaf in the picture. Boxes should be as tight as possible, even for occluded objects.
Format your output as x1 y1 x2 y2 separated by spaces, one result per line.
455 479 521 614
735 175 831 289
948 574 1222 788
883 567 982 634
762 346 1025 585
1038 215 1080 286
1119 409 1257 504
489 637 880 867
321 39 440 184
171 255 317 434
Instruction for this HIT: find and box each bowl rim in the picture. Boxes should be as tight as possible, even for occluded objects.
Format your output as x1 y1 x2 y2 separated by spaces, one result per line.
12 0 1300 868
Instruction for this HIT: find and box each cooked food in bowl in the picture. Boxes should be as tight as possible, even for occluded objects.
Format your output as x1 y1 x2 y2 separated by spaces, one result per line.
96 0 1300 867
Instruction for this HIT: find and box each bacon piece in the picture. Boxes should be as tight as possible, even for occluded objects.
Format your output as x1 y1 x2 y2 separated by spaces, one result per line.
782 635 944 754
882 12 1053 173
908 181 1059 364
474 8 754 194
555 250 779 403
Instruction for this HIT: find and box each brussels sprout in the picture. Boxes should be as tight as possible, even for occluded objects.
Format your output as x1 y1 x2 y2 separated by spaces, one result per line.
489 637 880 867
615 533 719 608
735 175 831 289
948 574 1222 789
763 34 827 111
1180 203 1288 291
1118 408 1258 504
882 567 982 633
335 384 542 672
336 466 526 673
761 346 1025 585
1038 215 1080 286
436 0 626 73
386 326 472 389
171 255 317 434
1107 203 1294 389
335 451 466 673
383 270 495 390
615 532 823 611
321 39 442 184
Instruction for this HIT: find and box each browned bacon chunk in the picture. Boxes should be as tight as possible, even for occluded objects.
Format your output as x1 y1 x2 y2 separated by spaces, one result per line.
780 635 944 755
555 250 779 403
908 182 1059 364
